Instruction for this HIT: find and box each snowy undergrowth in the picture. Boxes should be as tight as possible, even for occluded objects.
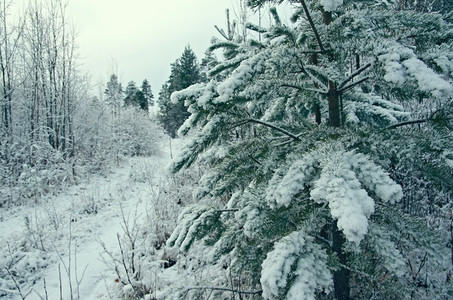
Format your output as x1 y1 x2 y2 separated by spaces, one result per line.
0 136 233 300
0 137 197 299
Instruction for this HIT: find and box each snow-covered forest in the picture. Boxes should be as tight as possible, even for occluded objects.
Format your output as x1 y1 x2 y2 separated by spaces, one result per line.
1 0 453 299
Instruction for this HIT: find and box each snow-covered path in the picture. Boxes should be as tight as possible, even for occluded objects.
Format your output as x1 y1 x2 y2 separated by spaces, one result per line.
0 139 178 300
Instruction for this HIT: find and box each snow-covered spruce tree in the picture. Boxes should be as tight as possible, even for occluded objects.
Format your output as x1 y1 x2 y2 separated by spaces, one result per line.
141 79 154 108
105 74 124 116
167 1 452 299
158 46 203 138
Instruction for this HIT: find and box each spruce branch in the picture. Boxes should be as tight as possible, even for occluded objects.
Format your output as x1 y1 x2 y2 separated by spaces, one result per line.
386 119 431 129
214 25 230 41
301 50 325 54
338 63 372 90
386 116 453 129
280 83 303 90
240 118 301 141
280 83 327 94
337 76 370 93
299 0 325 52
246 22 267 33
304 67 329 91
217 209 239 213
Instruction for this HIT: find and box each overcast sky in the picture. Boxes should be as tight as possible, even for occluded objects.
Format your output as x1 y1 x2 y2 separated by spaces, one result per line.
66 0 246 96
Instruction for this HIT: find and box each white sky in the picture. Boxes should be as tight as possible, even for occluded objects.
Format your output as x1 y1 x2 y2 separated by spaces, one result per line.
12 0 292 97
66 0 243 96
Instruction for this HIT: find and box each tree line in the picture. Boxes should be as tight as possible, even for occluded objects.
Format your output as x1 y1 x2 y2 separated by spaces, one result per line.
104 75 154 112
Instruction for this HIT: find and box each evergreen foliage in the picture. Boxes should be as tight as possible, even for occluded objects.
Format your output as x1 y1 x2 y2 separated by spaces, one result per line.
124 81 149 111
141 79 154 107
124 81 139 107
168 1 453 298
105 74 124 114
158 46 203 138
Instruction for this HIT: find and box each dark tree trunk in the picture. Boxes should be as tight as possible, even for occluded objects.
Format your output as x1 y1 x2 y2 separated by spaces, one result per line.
333 222 350 300
303 4 350 297
327 81 341 127
323 10 332 25
315 104 321 125
309 53 322 125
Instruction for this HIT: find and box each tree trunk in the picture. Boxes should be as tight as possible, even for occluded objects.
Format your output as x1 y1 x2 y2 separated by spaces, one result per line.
309 54 322 125
323 10 332 25
328 81 341 127
333 221 350 300
315 104 321 124
303 3 350 297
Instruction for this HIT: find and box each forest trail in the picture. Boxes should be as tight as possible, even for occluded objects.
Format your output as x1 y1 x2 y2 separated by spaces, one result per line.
1 138 178 300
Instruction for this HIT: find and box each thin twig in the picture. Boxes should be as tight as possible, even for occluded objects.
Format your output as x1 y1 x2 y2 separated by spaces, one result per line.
337 76 370 93
243 118 301 141
338 263 374 281
229 261 235 298
116 233 134 286
5 266 32 299
184 286 263 296
44 278 48 300
217 209 239 213
304 68 328 91
280 83 327 95
58 264 63 300
301 50 325 54
385 117 453 129
338 63 372 90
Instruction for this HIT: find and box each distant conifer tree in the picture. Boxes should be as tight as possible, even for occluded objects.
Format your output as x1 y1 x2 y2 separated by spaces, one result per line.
158 46 202 137
141 79 154 107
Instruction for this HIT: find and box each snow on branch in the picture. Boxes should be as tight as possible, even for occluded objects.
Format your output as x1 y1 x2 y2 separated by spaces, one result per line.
311 147 402 243
167 206 221 252
241 118 301 141
171 83 207 104
215 51 269 103
266 144 403 244
378 44 453 98
320 0 343 12
246 22 267 34
339 63 372 89
261 232 332 299
266 151 318 209
344 91 410 125
183 286 262 296
310 158 375 244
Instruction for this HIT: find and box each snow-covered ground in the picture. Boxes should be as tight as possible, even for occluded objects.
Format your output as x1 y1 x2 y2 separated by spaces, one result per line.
0 138 182 299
